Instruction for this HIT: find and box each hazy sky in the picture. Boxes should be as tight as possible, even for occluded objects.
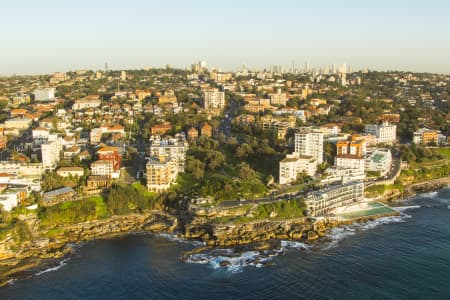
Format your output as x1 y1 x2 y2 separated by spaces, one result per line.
0 0 449 75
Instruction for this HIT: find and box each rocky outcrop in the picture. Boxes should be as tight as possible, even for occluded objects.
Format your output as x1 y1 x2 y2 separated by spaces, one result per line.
183 217 341 247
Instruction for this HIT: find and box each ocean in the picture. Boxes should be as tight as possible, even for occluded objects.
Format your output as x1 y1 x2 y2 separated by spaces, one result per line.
1 188 449 300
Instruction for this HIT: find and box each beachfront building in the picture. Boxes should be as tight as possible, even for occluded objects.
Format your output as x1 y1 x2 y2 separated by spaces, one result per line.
305 181 365 217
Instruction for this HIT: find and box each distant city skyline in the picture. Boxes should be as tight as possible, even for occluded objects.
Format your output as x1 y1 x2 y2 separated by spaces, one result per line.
1 0 450 75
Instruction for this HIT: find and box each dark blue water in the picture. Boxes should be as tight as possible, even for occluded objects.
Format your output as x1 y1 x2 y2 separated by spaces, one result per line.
1 189 449 300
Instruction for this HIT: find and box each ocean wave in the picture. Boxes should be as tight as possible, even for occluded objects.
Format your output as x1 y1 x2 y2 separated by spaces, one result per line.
185 241 311 272
421 191 439 198
391 205 421 212
322 227 357 250
357 214 411 231
322 213 412 249
156 233 206 246
280 240 309 250
35 257 71 276
185 249 273 273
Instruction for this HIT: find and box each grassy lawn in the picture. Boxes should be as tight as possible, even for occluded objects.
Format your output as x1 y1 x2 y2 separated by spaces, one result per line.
437 147 450 160
131 182 157 197
365 184 403 198
409 147 450 169
86 195 109 219
213 199 306 224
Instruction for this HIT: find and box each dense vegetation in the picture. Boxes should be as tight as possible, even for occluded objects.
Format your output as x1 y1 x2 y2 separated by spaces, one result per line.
38 196 108 228
105 183 160 215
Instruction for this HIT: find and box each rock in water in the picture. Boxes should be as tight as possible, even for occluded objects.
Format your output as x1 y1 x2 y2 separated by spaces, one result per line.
307 231 319 241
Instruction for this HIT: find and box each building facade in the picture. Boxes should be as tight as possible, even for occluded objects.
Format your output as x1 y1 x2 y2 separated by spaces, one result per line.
279 153 317 184
148 134 188 173
146 156 178 192
203 88 225 110
305 181 365 216
365 121 397 144
294 128 324 164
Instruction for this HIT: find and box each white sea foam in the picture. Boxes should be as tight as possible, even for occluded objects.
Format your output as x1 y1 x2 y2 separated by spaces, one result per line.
322 226 357 249
186 249 271 273
421 191 439 198
391 205 421 212
323 212 412 249
35 257 71 276
157 233 206 246
357 214 411 230
280 240 309 250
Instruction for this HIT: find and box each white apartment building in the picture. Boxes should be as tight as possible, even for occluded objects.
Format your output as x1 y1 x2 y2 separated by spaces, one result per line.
279 153 317 184
57 166 84 178
365 121 397 144
32 127 50 140
32 127 50 146
321 167 366 185
0 161 44 177
0 173 41 192
91 160 114 177
41 134 63 170
148 134 188 172
72 98 102 111
0 192 19 212
203 88 225 110
33 88 56 102
365 148 392 176
305 181 365 217
294 128 324 164
335 156 365 172
4 117 32 130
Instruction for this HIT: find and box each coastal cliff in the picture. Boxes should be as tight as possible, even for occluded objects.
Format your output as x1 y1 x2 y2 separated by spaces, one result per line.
0 211 177 286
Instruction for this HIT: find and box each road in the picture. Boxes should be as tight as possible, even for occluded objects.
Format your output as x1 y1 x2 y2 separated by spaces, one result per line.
218 189 305 209
218 95 239 138
133 134 147 180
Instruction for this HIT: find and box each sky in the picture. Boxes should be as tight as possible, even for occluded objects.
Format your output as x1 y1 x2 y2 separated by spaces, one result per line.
0 0 449 75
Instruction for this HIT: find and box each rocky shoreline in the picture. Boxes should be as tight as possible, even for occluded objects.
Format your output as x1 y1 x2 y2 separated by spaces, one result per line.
0 211 177 287
1 178 448 287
